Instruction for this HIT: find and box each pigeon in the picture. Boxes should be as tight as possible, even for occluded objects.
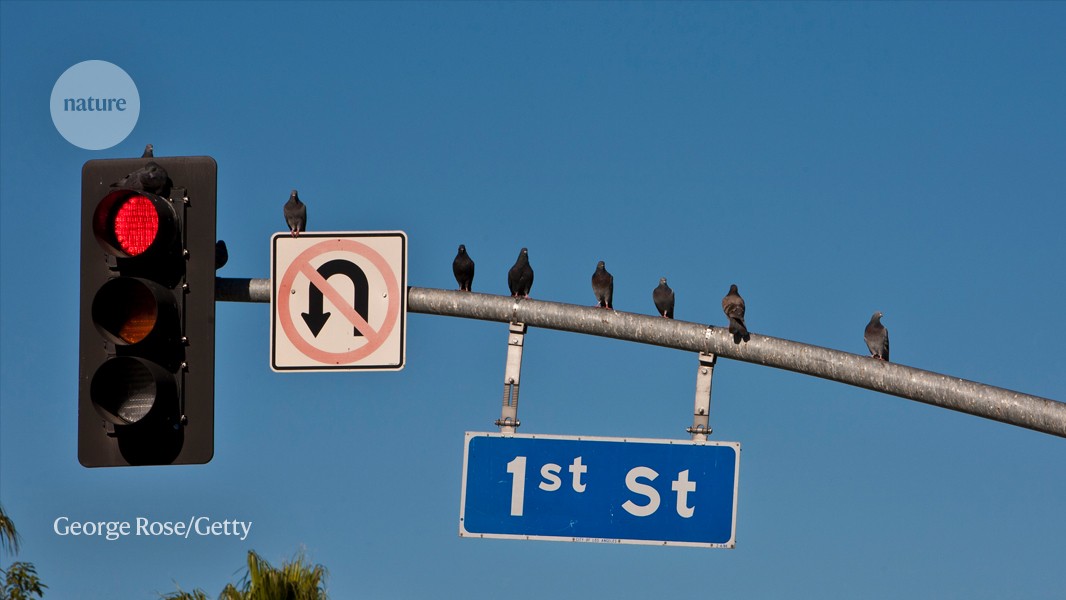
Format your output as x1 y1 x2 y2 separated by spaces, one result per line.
112 161 170 195
452 244 474 291
864 311 890 361
283 190 306 237
141 143 154 158
507 247 534 298
653 277 674 318
591 261 614 309
722 283 750 343
215 240 228 270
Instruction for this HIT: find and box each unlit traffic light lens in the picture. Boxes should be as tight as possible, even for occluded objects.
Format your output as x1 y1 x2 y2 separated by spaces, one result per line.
91 278 176 345
90 357 176 426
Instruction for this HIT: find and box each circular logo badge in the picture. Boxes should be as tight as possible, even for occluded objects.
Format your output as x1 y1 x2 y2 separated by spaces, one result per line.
50 60 140 150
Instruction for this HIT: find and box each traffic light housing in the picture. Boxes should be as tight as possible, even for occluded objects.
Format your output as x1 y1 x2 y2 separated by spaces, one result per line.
79 156 216 467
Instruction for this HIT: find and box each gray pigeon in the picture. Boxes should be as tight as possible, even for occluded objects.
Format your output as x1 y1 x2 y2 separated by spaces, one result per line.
722 283 749 343
653 277 674 318
864 311 890 361
452 244 474 291
508 248 534 298
112 161 170 195
141 144 154 158
591 261 614 309
215 240 228 270
283 190 306 237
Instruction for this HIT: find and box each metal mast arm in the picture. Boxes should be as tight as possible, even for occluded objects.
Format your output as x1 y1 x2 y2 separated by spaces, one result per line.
217 279 1066 438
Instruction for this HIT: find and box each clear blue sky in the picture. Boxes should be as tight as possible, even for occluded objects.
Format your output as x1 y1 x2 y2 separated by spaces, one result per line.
2 2 1065 597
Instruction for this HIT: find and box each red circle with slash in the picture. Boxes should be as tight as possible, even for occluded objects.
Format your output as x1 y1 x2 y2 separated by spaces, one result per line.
277 238 401 364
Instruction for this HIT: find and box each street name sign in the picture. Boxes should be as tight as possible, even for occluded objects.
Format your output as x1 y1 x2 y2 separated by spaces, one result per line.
271 232 407 372
460 432 740 548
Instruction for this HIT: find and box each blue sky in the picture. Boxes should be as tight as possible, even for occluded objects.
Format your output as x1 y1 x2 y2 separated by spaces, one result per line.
2 1 1065 597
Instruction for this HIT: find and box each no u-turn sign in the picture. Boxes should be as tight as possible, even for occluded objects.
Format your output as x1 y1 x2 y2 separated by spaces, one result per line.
271 232 407 372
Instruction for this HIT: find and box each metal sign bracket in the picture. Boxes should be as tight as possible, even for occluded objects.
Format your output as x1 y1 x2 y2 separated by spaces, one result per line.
688 352 716 441
496 322 527 433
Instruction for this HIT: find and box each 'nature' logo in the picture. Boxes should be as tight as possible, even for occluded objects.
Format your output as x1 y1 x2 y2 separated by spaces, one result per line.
51 60 140 150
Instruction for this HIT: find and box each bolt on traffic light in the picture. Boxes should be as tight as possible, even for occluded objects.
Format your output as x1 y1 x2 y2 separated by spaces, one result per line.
78 156 217 467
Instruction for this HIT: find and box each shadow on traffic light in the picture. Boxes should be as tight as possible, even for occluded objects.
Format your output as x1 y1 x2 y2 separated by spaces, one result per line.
116 423 184 466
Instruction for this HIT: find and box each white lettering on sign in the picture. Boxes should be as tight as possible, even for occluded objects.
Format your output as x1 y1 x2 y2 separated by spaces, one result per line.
568 456 587 492
507 457 699 520
508 455 592 516
622 466 660 517
507 456 527 516
672 469 696 518
539 463 562 491
622 467 698 518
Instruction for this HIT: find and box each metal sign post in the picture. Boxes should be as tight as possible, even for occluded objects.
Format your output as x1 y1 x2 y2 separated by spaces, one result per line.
496 322 527 433
688 352 716 441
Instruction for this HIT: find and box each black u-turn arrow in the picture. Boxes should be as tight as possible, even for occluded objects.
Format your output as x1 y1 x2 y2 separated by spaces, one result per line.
301 259 370 337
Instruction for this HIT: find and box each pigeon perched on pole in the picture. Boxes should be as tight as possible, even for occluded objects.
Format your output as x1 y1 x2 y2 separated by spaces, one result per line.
864 311 890 361
452 244 474 291
215 240 228 270
283 190 306 237
722 284 749 343
591 261 614 309
653 277 674 318
141 144 154 158
112 162 170 195
508 248 534 298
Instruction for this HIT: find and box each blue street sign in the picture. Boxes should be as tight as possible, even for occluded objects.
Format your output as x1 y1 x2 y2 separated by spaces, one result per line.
460 433 740 548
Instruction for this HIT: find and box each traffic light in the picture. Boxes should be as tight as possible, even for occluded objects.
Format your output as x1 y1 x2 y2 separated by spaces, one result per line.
78 156 216 467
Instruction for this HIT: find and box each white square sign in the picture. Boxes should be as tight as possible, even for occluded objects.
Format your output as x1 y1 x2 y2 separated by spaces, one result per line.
271 231 407 371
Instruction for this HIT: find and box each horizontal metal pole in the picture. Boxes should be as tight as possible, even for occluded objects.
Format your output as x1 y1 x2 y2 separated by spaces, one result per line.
216 277 272 303
217 278 1066 438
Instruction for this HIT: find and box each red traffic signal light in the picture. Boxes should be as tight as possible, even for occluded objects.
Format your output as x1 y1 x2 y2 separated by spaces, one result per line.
79 156 216 467
92 190 176 258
